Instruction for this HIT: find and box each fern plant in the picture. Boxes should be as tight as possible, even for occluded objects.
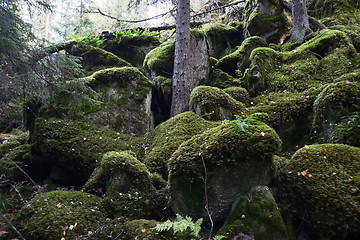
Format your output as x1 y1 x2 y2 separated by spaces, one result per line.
232 112 268 132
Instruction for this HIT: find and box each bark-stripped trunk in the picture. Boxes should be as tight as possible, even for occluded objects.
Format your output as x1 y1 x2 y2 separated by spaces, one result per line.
170 0 191 117
290 0 310 42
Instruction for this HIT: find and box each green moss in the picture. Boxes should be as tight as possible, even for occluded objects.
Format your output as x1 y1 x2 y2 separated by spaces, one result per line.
216 36 268 76
279 144 360 239
31 118 140 184
169 121 281 220
84 151 152 195
143 37 175 77
88 66 153 103
312 81 360 141
328 111 360 147
0 131 29 155
220 186 288 240
189 85 245 120
223 87 251 105
145 111 220 179
13 190 107 240
202 69 241 89
67 42 131 74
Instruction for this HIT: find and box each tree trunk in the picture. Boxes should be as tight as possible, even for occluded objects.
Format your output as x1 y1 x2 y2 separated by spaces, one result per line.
170 0 191 117
44 0 51 46
290 0 310 42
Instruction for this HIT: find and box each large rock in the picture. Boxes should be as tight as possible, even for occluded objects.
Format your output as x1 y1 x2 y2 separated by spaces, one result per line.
31 118 139 185
83 66 153 136
219 186 288 240
279 144 360 239
84 151 152 195
145 111 220 179
189 86 245 121
169 120 281 224
243 0 291 44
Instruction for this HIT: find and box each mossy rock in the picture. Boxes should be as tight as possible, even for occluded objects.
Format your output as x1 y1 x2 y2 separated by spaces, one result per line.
223 87 251 105
313 81 360 142
66 41 132 74
243 0 292 44
215 36 268 76
0 130 29 155
189 86 245 121
102 34 161 67
169 121 281 223
202 69 241 89
152 76 172 126
31 118 139 185
143 37 175 78
13 190 107 240
202 22 244 59
145 111 220 179
328 111 360 147
245 30 360 96
84 151 152 195
98 188 171 220
219 186 288 240
308 0 360 26
279 144 360 239
83 66 153 135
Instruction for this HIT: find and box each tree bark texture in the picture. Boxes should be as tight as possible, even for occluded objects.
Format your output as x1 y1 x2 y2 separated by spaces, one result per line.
170 0 191 117
290 0 310 42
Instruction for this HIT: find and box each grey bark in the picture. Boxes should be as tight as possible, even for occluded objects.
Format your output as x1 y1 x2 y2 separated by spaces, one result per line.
290 0 310 42
170 0 191 117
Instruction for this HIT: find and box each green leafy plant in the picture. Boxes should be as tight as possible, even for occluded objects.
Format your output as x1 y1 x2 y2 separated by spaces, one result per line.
155 214 203 237
232 113 268 132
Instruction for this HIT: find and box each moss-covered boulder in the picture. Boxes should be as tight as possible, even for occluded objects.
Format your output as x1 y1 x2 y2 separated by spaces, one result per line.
243 0 291 44
169 120 281 223
0 130 28 155
223 87 251 105
313 81 360 142
189 86 245 121
83 66 153 135
308 0 360 26
279 144 360 239
84 151 152 195
328 111 360 147
151 76 172 126
66 41 132 74
145 111 220 179
245 30 360 96
202 69 241 89
102 33 161 68
215 36 268 76
31 118 138 185
143 37 175 78
202 22 244 59
219 186 288 240
13 191 107 240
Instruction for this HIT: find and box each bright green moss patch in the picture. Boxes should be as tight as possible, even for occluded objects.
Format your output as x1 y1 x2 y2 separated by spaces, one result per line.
84 151 152 195
202 69 241 89
189 85 245 120
13 190 107 240
223 87 251 105
279 144 360 239
145 111 220 179
31 118 140 184
143 37 175 77
220 186 288 240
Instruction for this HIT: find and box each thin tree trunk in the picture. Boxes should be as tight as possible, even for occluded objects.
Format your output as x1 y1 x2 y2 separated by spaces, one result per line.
44 0 51 46
170 0 191 117
290 0 310 42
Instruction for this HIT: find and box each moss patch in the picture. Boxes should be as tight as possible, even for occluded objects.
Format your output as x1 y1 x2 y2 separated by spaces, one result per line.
13 190 107 240
189 85 245 120
145 111 220 179
279 144 360 239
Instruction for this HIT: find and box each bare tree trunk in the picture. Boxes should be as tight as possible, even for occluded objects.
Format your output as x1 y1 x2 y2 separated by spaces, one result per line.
44 0 51 46
290 0 310 42
170 0 191 117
